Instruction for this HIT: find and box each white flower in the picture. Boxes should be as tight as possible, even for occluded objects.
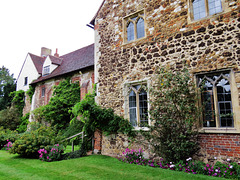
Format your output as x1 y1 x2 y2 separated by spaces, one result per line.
170 164 175 168
227 158 231 162
215 169 218 172
230 165 233 169
170 162 172 164
214 157 217 160
186 157 192 161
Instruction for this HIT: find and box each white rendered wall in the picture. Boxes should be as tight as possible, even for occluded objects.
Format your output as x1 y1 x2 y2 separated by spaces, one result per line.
42 56 58 75
17 54 40 91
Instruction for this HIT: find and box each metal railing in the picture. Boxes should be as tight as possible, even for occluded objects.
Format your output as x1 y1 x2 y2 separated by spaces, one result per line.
61 131 85 152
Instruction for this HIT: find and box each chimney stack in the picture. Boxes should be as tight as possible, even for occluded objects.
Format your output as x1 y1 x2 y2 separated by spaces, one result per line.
41 47 52 57
54 48 59 57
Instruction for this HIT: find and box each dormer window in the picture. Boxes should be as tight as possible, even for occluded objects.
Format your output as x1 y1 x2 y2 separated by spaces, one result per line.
43 65 50 75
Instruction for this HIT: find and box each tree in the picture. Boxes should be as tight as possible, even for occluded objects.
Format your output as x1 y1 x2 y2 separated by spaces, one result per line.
141 67 200 162
0 66 16 110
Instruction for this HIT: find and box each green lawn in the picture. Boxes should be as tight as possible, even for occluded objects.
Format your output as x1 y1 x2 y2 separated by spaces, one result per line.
0 150 216 180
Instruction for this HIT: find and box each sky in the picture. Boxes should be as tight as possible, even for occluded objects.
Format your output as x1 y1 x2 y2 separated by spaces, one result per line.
0 0 103 79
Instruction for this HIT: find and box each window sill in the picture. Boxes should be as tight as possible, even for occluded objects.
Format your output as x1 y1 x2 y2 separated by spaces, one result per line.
133 126 149 131
199 127 240 134
188 10 230 25
123 36 146 46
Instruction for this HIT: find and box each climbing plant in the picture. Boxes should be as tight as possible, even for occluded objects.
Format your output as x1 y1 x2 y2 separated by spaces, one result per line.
141 66 200 162
33 78 80 131
71 92 135 138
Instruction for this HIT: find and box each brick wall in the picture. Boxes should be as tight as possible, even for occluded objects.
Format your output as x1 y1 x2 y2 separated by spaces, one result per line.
199 133 240 158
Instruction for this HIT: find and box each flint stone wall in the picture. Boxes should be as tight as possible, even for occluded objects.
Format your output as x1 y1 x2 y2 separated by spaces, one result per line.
94 0 240 160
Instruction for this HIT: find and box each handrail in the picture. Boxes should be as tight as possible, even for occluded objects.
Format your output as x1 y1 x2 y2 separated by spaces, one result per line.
61 131 85 152
61 132 84 142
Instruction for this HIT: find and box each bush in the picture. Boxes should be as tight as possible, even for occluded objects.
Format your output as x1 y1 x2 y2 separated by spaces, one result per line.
38 144 65 162
141 67 200 162
9 123 64 158
0 127 19 150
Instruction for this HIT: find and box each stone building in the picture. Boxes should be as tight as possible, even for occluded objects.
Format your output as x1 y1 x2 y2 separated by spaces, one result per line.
90 0 240 160
25 44 94 121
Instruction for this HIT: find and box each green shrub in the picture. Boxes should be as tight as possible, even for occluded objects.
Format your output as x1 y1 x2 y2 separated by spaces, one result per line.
9 123 64 158
16 113 30 133
0 127 19 150
38 144 65 162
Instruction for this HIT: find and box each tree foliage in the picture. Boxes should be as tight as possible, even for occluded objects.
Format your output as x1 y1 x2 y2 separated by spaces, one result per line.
0 106 21 130
33 78 80 130
141 67 200 162
0 66 16 110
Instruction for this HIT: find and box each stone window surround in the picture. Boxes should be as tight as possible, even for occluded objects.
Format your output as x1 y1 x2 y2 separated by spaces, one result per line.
122 9 146 44
187 0 230 23
123 78 150 131
195 69 240 134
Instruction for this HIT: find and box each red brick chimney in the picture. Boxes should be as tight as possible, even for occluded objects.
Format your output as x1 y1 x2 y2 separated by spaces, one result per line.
54 48 59 58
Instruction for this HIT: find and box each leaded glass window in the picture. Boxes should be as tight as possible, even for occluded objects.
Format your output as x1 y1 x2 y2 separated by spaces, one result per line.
198 72 233 128
192 0 222 20
128 85 148 127
125 11 145 42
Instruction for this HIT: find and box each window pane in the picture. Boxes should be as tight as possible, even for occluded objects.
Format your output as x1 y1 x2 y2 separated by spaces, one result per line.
193 0 206 20
127 22 134 41
208 0 222 15
130 108 137 127
137 18 145 39
129 90 137 126
139 89 148 127
202 89 216 127
217 77 233 127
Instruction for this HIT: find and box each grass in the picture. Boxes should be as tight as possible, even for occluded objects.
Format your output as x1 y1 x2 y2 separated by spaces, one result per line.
65 145 81 153
0 150 217 180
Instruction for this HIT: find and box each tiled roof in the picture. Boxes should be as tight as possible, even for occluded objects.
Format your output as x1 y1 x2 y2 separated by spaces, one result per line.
29 53 45 74
49 55 62 65
31 43 94 84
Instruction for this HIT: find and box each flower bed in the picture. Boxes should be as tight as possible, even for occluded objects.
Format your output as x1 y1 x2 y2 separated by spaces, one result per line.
118 148 240 179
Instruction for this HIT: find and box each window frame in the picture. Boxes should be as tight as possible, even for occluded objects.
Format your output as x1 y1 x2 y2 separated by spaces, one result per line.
43 65 50 76
123 9 146 44
124 79 150 130
188 0 228 22
24 77 28 86
41 87 45 97
195 70 240 133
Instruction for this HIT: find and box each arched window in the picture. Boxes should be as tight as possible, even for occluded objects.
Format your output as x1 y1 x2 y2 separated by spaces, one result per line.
136 18 145 39
128 85 148 127
124 11 145 42
127 22 134 42
198 72 233 128
192 0 222 20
